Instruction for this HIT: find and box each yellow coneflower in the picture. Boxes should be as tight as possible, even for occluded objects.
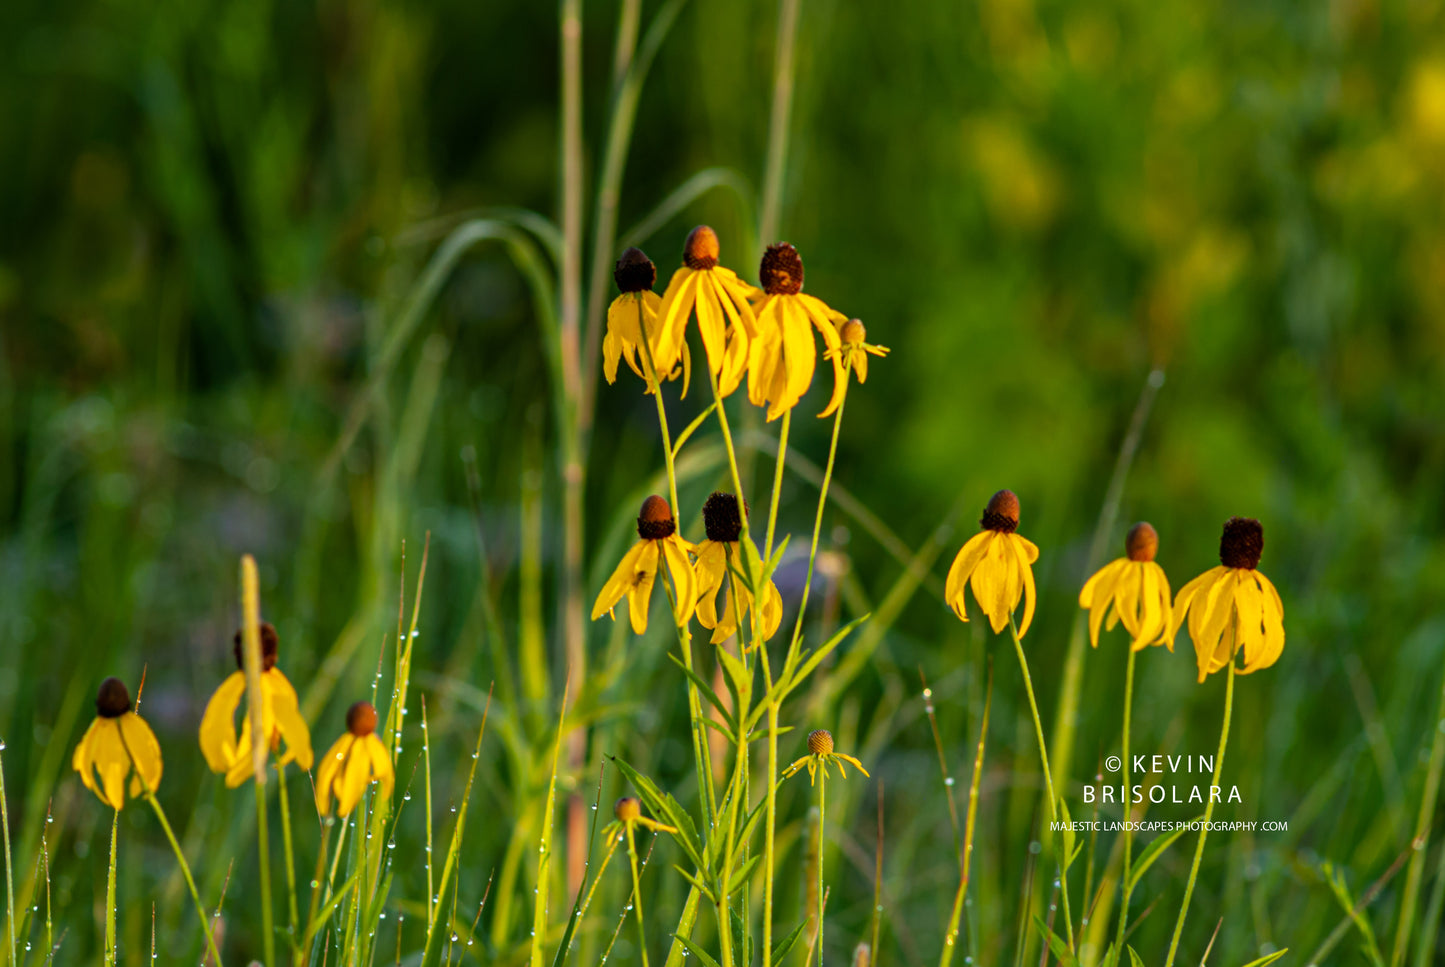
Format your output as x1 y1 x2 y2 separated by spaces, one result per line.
655 226 759 396
693 492 782 646
198 622 314 787
945 490 1041 637
1171 517 1285 682
591 495 697 635
1079 522 1174 651
604 247 690 393
747 243 848 420
611 796 677 834
315 701 394 817
72 677 163 809
783 729 870 785
819 318 889 418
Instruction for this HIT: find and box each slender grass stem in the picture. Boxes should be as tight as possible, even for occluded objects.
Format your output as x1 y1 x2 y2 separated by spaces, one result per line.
760 646 780 967
146 796 225 967
1113 649 1138 954
707 373 751 535
625 824 651 967
1164 664 1235 967
0 749 13 966
785 382 846 660
941 669 991 967
301 821 334 967
1007 616 1074 953
277 765 300 961
105 811 118 967
254 780 274 967
1395 665 1445 967
762 411 790 566
815 773 827 967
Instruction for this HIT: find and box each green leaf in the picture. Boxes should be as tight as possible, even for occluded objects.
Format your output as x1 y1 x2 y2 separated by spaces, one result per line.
728 853 763 895
613 758 707 874
1126 945 1146 967
666 653 736 731
772 921 807 963
672 865 718 904
786 614 870 691
673 933 725 967
1031 914 1078 967
763 534 791 581
1235 950 1288 967
1057 797 1077 872
736 538 764 597
716 645 751 700
1126 820 1198 891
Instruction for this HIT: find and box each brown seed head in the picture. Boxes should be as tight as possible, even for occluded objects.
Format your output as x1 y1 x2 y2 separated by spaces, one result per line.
683 225 719 270
807 729 834 756
614 796 642 822
981 490 1020 533
95 677 132 718
1125 522 1159 563
614 247 656 293
637 495 677 541
233 622 280 672
760 243 804 296
1218 517 1264 570
702 491 745 543
840 318 867 344
346 701 379 737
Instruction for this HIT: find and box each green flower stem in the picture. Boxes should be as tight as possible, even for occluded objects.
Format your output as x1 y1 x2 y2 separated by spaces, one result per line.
1164 663 1235 967
300 820 334 967
147 795 225 967
277 765 301 961
638 300 718 826
763 411 789 565
1008 616 1074 953
105 810 118 967
785 371 847 661
706 372 751 536
1113 648 1138 953
626 824 651 967
1399 664 1445 967
254 779 274 967
815 772 827 967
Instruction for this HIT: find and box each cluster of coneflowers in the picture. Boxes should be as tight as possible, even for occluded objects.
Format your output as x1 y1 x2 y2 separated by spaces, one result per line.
70 621 395 965
945 488 1285 965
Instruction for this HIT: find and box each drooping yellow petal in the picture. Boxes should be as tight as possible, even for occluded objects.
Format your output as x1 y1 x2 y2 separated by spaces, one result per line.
1011 534 1038 637
1234 576 1266 674
268 669 314 770
92 720 129 810
662 535 698 628
1079 557 1121 609
198 671 247 774
1170 566 1223 642
118 713 163 798
626 541 661 634
693 540 729 630
1256 572 1286 669
714 287 752 397
334 735 372 817
946 531 994 621
758 579 784 641
656 269 698 376
591 541 652 622
694 272 728 378
1133 563 1165 649
364 734 395 803
1113 563 1143 638
1195 570 1239 660
315 734 353 816
1086 560 1127 647
72 719 102 800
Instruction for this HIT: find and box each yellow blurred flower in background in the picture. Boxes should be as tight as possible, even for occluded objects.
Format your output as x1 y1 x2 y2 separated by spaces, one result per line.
1171 517 1285 682
198 622 314 787
1078 522 1174 651
945 489 1040 636
315 701 394 817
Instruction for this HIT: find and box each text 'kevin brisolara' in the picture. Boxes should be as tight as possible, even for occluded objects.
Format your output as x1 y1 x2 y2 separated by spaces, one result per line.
1084 783 1243 804
1050 820 1289 833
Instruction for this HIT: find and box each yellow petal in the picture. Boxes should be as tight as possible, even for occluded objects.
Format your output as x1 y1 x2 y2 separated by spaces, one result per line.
315 734 353 816
663 535 697 627
1114 563 1143 638
1170 566 1221 641
694 272 728 377
1195 570 1238 661
119 713 163 796
72 719 101 798
946 531 993 621
1079 558 1123 609
711 584 740 645
656 269 697 376
198 671 247 774
693 540 728 629
1257 573 1286 670
1234 576 1266 673
624 542 660 634
759 579 784 641
592 541 650 621
268 669 314 770
1087 560 1127 647
1011 535 1038 637
337 734 375 817
93 720 129 810
365 734 395 802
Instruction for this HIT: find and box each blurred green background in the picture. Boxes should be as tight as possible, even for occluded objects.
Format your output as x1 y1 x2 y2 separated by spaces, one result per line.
2 0 1445 964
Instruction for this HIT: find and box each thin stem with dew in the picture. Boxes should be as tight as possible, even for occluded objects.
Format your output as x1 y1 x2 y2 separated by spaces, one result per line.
626 824 651 967
277 763 301 961
1007 615 1075 953
105 811 117 967
1164 664 1235 967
